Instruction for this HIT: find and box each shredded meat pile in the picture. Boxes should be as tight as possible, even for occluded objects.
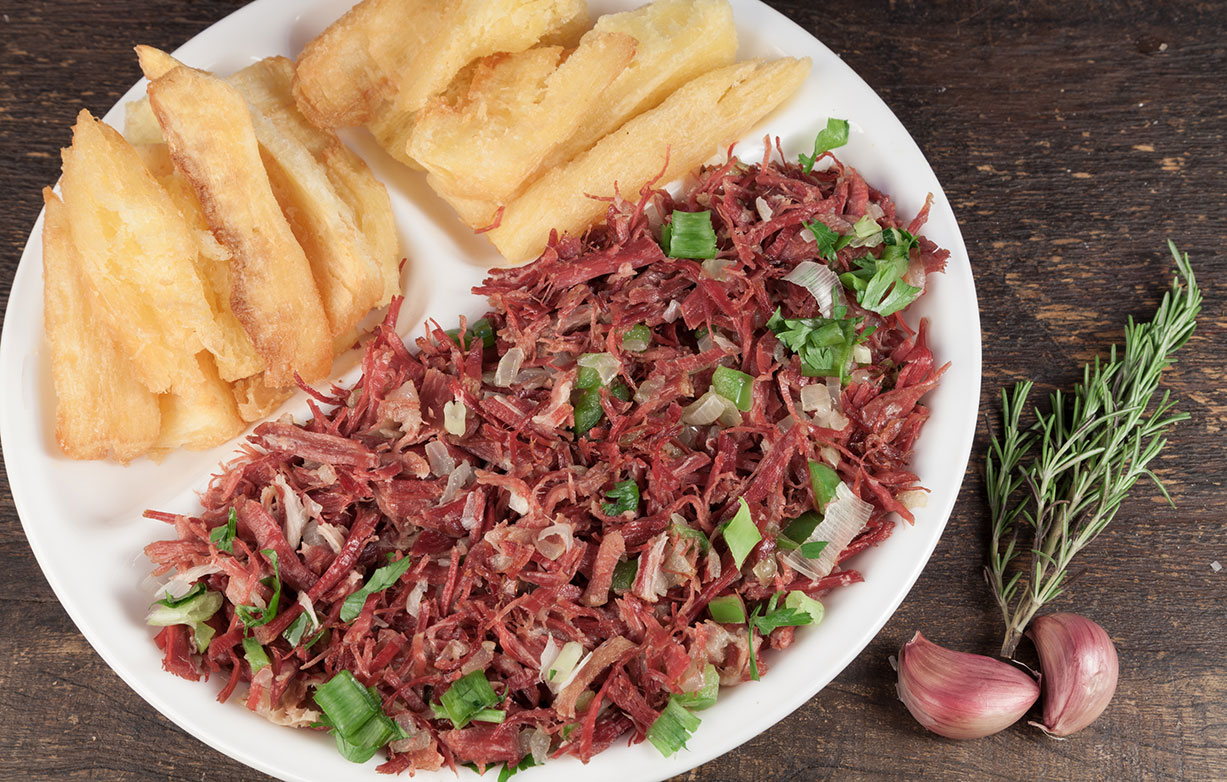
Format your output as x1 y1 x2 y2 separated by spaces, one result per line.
145 143 949 774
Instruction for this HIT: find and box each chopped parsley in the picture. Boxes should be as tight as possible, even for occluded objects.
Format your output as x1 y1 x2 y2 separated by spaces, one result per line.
839 228 923 317
767 305 871 382
803 219 841 263
746 592 815 680
799 118 850 174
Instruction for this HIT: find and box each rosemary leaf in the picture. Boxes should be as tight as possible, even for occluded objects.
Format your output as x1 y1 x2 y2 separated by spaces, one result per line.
987 242 1201 657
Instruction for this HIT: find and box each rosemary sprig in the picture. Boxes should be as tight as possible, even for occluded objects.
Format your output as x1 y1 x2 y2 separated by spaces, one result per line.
986 241 1201 657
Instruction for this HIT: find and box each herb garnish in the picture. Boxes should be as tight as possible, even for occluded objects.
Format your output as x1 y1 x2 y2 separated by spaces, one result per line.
767 305 870 381
209 507 237 553
986 242 1200 656
799 118 850 173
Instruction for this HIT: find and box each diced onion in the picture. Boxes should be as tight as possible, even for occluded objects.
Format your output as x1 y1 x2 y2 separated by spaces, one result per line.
852 344 872 365
541 640 586 692
404 580 428 618
443 400 467 436
783 482 873 580
682 391 728 426
460 485 482 530
508 489 529 515
897 489 929 510
425 440 455 477
783 261 840 318
696 329 714 353
494 347 524 387
701 258 732 280
439 460 473 505
159 564 222 598
634 376 665 405
663 300 683 323
712 331 740 355
800 383 832 415
755 196 774 221
535 522 574 561
820 445 841 468
297 592 320 631
314 522 346 554
577 353 621 386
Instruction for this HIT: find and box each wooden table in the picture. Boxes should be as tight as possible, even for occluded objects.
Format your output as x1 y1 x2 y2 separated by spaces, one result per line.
2 1 1224 779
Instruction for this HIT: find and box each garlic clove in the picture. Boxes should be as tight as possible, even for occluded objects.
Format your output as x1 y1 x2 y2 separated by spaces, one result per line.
1027 613 1118 737
897 631 1040 739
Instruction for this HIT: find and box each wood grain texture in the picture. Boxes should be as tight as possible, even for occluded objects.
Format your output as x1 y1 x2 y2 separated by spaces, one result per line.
1 1 1224 780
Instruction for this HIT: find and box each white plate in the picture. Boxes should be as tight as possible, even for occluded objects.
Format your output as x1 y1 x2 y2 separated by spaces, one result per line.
0 0 980 780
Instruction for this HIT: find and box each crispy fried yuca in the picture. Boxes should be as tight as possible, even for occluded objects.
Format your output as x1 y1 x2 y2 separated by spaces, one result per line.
232 374 294 423
485 58 812 263
543 0 738 171
138 47 381 339
295 0 587 130
58 111 224 394
133 142 266 382
150 352 246 456
228 56 401 307
134 47 401 306
409 31 637 208
41 188 160 462
148 66 332 387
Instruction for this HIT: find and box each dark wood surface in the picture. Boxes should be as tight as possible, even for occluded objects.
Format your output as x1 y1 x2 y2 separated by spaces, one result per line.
2 1 1224 779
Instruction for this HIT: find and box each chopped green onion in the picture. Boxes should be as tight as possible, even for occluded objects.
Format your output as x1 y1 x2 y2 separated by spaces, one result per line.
646 696 702 757
340 554 414 623
852 214 882 238
577 352 620 389
621 324 652 352
721 497 762 570
283 613 311 646
777 511 822 551
610 382 631 402
803 220 841 263
191 622 215 654
672 664 720 711
445 317 496 351
242 636 270 674
472 709 507 724
665 210 718 260
602 479 640 516
498 755 538 782
572 387 604 437
610 558 638 593
766 306 868 382
799 118 850 174
435 670 500 729
809 460 841 511
209 508 237 553
670 518 710 555
148 585 222 627
784 590 825 625
314 670 405 764
707 594 746 624
236 550 281 628
711 366 755 412
546 641 584 685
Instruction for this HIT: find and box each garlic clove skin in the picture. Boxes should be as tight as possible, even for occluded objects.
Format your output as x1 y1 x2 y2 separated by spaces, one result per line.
897 631 1040 739
1027 613 1118 737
